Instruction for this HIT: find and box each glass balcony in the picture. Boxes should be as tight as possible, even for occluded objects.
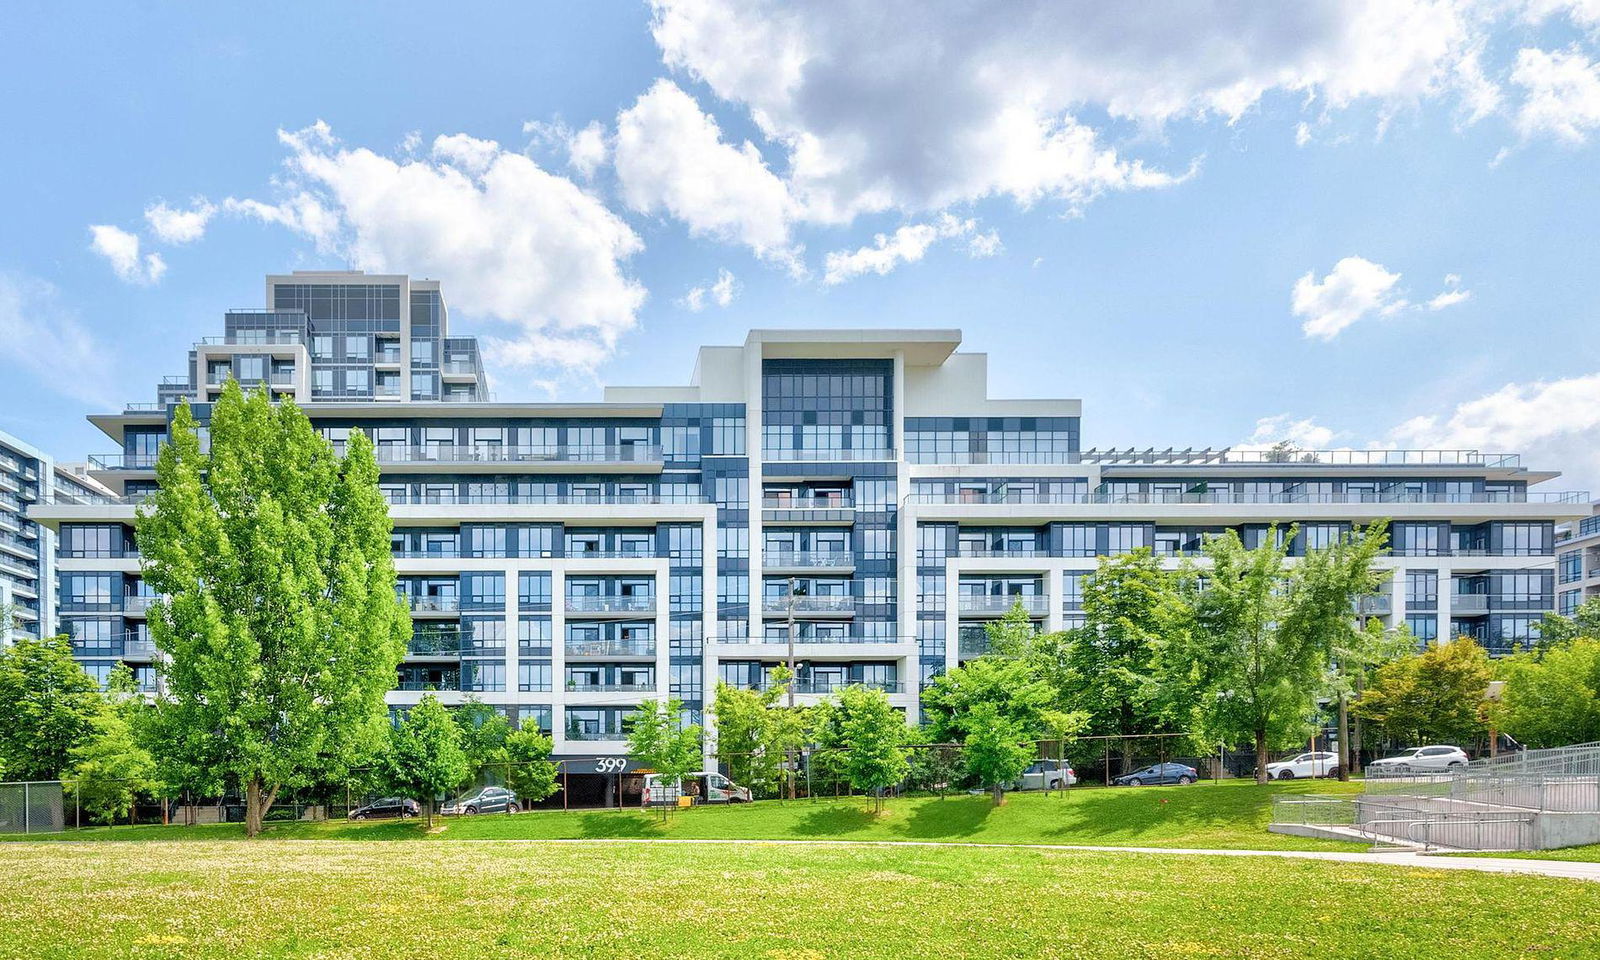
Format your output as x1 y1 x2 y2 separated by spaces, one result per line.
791 680 904 694
372 444 660 465
565 595 656 615
760 595 857 615
407 596 462 613
762 550 855 569
566 682 656 693
565 638 656 658
89 454 160 471
564 728 628 742
1451 594 1490 614
957 595 1049 616
1354 594 1393 616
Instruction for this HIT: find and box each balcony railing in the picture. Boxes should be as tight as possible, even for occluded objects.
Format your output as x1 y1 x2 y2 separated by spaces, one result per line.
1451 594 1491 614
200 331 304 346
565 548 659 560
960 548 1048 558
441 361 478 375
73 639 158 659
760 495 856 510
372 444 661 465
564 728 628 741
762 550 855 569
0 533 39 558
565 596 656 614
89 454 160 471
1354 594 1393 616
763 448 894 462
909 490 1588 505
1080 447 1522 467
565 639 656 658
123 596 158 615
407 633 464 656
958 595 1049 616
761 596 857 614
407 596 462 613
792 680 904 695
566 682 656 693
384 491 706 506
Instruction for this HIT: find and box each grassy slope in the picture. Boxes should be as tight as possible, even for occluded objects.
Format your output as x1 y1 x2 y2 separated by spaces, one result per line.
5 780 1369 851
1444 844 1600 863
2 839 1597 959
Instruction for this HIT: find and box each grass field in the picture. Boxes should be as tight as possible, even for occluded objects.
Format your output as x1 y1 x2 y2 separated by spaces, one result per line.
2 839 1598 959
3 779 1369 851
1447 844 1600 863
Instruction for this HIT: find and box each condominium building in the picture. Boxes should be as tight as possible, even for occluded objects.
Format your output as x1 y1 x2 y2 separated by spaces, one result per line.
1 431 112 644
24 271 1588 785
1556 506 1600 616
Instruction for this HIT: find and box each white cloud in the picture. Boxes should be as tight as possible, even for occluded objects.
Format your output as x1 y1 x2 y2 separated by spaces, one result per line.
0 274 119 406
524 119 610 179
681 268 738 311
1521 0 1600 29
228 121 646 374
613 79 802 270
1292 256 1405 340
823 214 994 284
1240 414 1342 451
87 225 166 285
1295 122 1313 147
143 199 216 244
1511 46 1600 144
1293 259 1471 338
648 0 1493 223
1388 372 1600 492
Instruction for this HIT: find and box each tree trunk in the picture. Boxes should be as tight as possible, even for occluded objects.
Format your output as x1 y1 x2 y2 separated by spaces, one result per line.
991 783 1006 807
1336 691 1351 782
1351 673 1365 777
1254 728 1269 785
1122 739 1136 777
245 777 261 838
424 798 433 828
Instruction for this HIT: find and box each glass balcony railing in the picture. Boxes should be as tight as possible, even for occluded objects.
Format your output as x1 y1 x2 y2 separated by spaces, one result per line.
89 454 161 471
762 550 855 569
565 638 656 658
373 444 660 465
1451 594 1491 614
760 595 857 614
763 448 894 462
909 490 1589 505
565 681 656 693
1354 594 1393 616
791 680 904 695
407 596 462 613
384 491 705 506
957 595 1049 616
565 596 656 614
760 495 855 509
564 729 628 741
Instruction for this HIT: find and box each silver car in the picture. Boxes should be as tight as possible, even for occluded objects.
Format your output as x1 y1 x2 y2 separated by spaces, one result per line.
1366 745 1469 775
1009 759 1078 791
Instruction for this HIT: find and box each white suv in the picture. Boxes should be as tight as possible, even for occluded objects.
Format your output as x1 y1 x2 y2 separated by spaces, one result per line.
1266 751 1339 780
1367 745 1470 775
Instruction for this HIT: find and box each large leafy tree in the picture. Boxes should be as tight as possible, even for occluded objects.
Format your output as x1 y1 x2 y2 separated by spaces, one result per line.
627 698 703 818
1353 640 1493 747
499 728 560 805
0 634 104 780
711 680 780 794
453 699 512 773
1176 522 1387 783
137 383 409 836
1490 638 1600 748
961 702 1038 806
1063 550 1192 775
814 685 909 813
384 695 470 826
1537 597 1600 652
66 666 159 825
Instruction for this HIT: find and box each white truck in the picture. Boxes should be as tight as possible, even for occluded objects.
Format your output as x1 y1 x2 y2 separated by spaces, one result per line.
641 771 753 807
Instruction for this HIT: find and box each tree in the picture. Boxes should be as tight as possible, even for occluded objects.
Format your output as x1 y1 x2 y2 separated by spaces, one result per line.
383 695 469 826
1491 638 1600 748
137 384 409 836
962 702 1037 806
1537 598 1600 651
0 634 104 781
1063 550 1192 775
499 728 560 805
1176 522 1387 784
453 699 512 773
66 673 159 825
1353 639 1493 747
924 610 1088 805
627 698 702 819
816 685 909 813
711 680 781 795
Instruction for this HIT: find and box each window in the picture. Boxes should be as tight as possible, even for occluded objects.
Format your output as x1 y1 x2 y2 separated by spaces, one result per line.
238 356 266 383
1559 589 1581 616
461 662 505 692
1405 570 1438 609
345 369 370 392
518 616 552 654
313 370 336 393
518 662 552 692
311 336 335 360
1560 550 1584 584
345 336 370 361
411 339 435 364
1405 615 1438 643
518 572 552 608
462 572 506 610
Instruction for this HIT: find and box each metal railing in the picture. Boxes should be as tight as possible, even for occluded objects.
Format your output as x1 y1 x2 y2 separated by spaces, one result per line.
565 682 656 693
383 491 707 505
88 454 160 471
1451 594 1490 614
407 596 462 613
908 489 1585 505
564 729 627 741
760 496 855 510
763 449 894 462
761 596 857 614
1080 447 1522 467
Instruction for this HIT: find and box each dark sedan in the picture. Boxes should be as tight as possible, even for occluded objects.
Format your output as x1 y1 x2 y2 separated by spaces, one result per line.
349 797 420 820
1112 763 1199 786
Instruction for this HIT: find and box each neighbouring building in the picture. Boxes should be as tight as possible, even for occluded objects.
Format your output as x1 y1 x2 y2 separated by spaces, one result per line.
1556 505 1600 616
1 431 112 645
23 270 1589 793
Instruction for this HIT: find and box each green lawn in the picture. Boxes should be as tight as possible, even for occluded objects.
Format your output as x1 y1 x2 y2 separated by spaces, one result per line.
2 839 1596 958
5 779 1368 851
1444 844 1600 863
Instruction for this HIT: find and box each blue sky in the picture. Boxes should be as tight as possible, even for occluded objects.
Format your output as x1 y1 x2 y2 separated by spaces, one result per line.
3 2 1600 491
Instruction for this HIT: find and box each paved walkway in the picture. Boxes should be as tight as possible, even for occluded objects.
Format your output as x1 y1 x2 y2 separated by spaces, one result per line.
483 837 1600 882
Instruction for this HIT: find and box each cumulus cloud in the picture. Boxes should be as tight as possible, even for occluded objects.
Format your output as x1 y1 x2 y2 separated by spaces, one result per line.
1511 46 1600 143
87 225 166 285
1240 414 1343 451
681 268 738 311
613 79 802 270
523 119 609 179
1293 257 1469 339
225 121 646 373
144 199 217 244
1292 256 1406 340
647 0 1495 223
1389 372 1600 492
0 274 119 406
823 214 995 284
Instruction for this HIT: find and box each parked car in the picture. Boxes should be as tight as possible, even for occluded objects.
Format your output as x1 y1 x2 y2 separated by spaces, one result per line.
642 771 752 806
1008 759 1078 791
1265 751 1340 780
1366 745 1469 775
1112 762 1199 786
441 786 520 815
349 797 420 820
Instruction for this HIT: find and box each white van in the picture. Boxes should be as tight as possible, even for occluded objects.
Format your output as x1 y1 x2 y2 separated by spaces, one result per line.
642 771 753 806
